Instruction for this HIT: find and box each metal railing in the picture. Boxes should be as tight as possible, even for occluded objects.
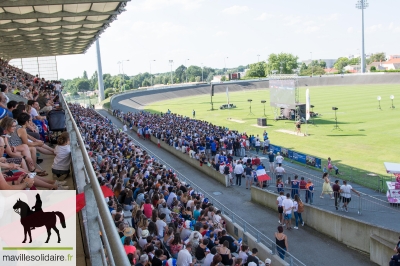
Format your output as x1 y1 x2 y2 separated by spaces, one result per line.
103 111 305 266
62 97 130 266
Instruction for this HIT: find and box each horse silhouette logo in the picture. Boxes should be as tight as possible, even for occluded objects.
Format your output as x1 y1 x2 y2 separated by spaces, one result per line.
13 194 66 243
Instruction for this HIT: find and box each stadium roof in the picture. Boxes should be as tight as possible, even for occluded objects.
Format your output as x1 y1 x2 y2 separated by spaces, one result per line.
0 0 129 60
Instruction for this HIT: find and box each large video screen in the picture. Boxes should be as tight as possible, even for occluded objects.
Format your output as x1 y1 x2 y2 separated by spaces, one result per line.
269 80 296 109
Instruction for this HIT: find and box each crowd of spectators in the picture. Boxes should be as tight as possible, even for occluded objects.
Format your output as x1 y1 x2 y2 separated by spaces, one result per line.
112 110 274 189
0 59 69 191
73 105 273 266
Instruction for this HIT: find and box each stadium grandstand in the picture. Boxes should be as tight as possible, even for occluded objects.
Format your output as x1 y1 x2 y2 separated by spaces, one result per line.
1 2 399 266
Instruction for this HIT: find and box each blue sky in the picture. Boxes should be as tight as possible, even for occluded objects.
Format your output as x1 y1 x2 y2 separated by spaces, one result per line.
56 0 400 79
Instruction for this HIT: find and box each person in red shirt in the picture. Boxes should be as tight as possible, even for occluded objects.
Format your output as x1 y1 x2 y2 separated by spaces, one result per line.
299 177 307 200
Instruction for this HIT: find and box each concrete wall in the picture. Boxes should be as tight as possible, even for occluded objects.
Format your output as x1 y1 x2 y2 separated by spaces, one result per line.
251 186 399 265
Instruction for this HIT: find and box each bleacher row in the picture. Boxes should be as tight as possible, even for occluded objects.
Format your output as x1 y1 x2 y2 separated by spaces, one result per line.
0 59 72 191
70 105 276 266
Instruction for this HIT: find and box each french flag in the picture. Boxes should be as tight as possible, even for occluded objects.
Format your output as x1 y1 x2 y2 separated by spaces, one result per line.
256 165 271 181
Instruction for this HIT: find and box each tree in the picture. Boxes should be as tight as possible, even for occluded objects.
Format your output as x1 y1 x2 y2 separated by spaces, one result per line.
367 52 386 64
83 71 88 80
76 79 90 92
348 58 360 65
267 53 299 75
195 76 201 82
370 66 376 71
206 73 214 82
104 88 115 99
333 57 349 72
245 61 267 77
300 65 325 76
174 65 186 83
220 75 227 81
142 80 150 87
90 71 98 90
187 66 202 82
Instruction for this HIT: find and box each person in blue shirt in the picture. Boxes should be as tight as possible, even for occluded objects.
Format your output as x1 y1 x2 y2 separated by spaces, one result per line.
210 141 217 156
291 175 300 199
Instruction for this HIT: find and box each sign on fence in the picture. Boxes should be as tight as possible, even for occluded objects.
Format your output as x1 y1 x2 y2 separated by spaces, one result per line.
270 144 321 169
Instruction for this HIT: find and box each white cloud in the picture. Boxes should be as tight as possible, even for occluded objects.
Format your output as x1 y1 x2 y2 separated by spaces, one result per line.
222 5 249 15
324 13 340 21
366 24 383 33
254 12 273 21
347 27 354 33
130 21 188 39
389 22 394 29
296 25 322 34
215 31 228 36
303 20 315 26
284 16 303 26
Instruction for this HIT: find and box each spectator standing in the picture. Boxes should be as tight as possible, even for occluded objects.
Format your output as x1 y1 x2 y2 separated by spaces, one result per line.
320 173 334 199
305 179 314 204
293 194 304 229
246 248 260 265
332 180 341 210
339 180 360 212
299 177 307 199
282 193 293 230
276 191 285 225
390 247 400 266
275 152 284 165
177 243 196 266
268 151 275 173
291 175 300 199
394 236 400 252
203 247 217 266
234 161 244 186
275 226 288 260
244 163 253 189
275 163 285 179
255 139 261 154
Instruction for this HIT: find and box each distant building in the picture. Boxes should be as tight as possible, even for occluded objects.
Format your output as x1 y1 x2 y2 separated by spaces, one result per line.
302 59 337 68
388 55 400 60
366 58 400 72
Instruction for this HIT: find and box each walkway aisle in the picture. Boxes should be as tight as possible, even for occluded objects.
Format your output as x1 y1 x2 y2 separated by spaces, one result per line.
97 109 375 266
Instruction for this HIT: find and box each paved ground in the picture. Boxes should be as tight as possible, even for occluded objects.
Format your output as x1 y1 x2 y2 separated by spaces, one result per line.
98 109 378 266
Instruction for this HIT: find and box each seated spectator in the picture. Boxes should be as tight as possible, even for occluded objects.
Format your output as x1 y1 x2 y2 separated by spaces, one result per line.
51 132 71 179
1 118 45 175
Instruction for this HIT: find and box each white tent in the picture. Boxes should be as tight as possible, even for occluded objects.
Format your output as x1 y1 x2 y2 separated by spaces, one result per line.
384 162 400 174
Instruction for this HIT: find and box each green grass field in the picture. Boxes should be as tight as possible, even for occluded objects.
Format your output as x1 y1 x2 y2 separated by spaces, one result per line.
145 84 399 188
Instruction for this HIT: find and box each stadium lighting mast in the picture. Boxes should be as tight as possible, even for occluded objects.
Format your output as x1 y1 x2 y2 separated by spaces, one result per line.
356 0 368 73
150 59 155 86
185 58 190 83
257 54 260 63
169 60 174 84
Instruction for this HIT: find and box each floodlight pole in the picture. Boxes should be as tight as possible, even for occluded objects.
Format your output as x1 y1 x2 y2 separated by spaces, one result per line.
169 60 173 84
95 39 105 102
257 54 260 63
310 52 313 77
356 0 368 73
185 58 189 83
201 63 204 82
150 59 155 86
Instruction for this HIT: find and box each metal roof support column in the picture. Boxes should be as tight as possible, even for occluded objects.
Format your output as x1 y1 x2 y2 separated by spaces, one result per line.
55 56 59 80
36 57 40 77
96 39 105 103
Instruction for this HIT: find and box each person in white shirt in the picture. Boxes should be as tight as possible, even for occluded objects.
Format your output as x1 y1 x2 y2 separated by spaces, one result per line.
156 213 168 238
234 162 244 186
339 180 360 212
275 152 284 165
282 193 294 230
203 247 216 266
276 191 286 225
275 163 286 179
177 243 196 266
